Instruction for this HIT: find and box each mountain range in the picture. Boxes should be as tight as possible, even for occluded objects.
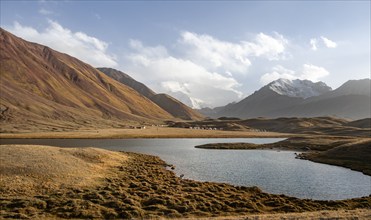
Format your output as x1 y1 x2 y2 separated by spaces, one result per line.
97 68 203 120
1 28 369 133
0 28 202 131
200 78 371 120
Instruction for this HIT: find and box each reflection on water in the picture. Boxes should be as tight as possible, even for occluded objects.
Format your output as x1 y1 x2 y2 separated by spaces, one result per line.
1 138 370 200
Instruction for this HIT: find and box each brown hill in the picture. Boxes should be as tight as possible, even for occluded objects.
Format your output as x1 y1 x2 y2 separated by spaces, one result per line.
150 93 204 120
0 28 173 131
98 67 204 120
240 117 371 136
168 116 371 137
240 117 349 133
345 118 371 128
301 138 371 175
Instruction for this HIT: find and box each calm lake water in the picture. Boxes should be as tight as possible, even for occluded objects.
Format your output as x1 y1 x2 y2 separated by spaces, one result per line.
1 138 370 200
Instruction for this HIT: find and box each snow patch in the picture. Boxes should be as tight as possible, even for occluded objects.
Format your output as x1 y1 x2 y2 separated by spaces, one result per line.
268 78 332 98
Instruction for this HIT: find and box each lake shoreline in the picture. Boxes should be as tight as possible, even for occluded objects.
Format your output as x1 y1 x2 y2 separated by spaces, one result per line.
195 136 371 176
0 127 294 139
1 145 370 219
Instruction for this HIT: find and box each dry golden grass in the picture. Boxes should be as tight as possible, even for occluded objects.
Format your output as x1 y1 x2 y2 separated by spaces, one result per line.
1 28 176 128
0 145 127 196
170 117 371 137
186 209 371 219
0 126 290 139
302 138 371 175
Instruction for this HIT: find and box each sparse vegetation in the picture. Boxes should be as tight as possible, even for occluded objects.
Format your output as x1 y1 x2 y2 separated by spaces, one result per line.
0 126 288 139
1 145 370 219
169 117 371 137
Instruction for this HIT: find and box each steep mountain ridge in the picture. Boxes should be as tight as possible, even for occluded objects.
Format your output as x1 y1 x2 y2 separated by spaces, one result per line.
97 67 156 99
98 67 204 120
200 78 370 120
327 79 370 97
215 88 303 118
302 79 370 104
276 79 371 119
0 28 173 131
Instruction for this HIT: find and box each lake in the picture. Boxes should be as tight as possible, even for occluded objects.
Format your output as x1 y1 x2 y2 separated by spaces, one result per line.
1 138 370 200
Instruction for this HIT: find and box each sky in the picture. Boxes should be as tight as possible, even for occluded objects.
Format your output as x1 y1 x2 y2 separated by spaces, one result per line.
1 1 370 108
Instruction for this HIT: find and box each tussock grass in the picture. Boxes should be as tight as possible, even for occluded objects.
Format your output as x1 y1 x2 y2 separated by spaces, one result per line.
1 145 370 219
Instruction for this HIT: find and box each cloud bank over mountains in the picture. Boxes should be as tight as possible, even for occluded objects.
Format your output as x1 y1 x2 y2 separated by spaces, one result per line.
6 20 337 108
260 64 330 85
125 31 290 107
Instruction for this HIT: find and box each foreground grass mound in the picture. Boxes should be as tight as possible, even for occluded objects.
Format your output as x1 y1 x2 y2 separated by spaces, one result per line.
1 145 370 219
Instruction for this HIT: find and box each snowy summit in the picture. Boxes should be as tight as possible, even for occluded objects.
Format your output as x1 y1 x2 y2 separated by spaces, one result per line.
268 78 332 99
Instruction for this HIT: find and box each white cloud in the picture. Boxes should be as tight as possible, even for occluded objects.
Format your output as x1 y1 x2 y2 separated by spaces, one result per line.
124 31 289 107
7 20 117 67
260 65 297 85
189 97 205 109
320 36 337 48
129 39 168 59
310 36 337 51
244 32 288 60
180 31 251 74
125 40 243 107
310 38 318 51
39 8 53 15
301 64 330 80
161 81 190 95
260 64 329 84
179 31 288 75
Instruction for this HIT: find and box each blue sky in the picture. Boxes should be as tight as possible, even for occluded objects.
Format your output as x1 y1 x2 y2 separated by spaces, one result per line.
1 1 370 108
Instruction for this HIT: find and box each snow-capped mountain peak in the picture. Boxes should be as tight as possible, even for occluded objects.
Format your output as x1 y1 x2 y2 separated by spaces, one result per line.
268 78 332 98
